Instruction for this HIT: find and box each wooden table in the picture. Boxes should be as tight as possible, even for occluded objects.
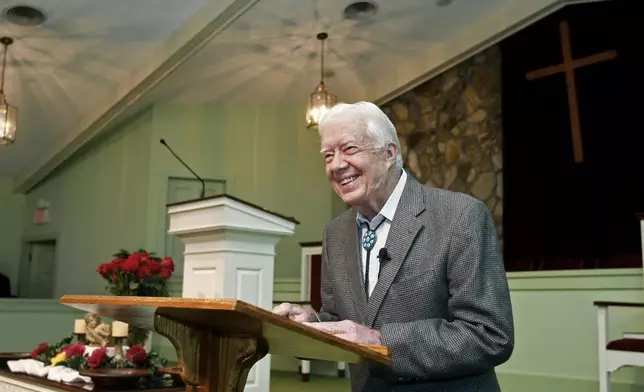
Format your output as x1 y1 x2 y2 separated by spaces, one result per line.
59 295 391 392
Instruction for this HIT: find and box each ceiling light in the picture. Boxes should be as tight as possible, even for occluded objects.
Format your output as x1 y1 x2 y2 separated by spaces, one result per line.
343 1 378 21
3 5 47 26
305 32 337 131
0 37 17 146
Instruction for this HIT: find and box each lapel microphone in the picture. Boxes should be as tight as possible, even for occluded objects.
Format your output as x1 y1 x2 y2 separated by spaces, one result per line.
377 248 391 279
377 248 391 262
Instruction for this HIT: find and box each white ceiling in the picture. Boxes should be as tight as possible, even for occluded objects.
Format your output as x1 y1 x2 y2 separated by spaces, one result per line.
145 0 544 105
0 0 595 191
0 0 213 174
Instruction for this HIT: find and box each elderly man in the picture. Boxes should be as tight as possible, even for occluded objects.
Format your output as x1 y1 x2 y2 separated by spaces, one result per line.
273 101 514 391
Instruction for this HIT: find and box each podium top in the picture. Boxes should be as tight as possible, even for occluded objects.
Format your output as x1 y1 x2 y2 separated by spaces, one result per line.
166 193 299 224
59 295 390 366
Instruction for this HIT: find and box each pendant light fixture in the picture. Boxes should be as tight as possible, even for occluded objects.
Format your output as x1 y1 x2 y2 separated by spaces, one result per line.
0 37 17 145
305 32 337 131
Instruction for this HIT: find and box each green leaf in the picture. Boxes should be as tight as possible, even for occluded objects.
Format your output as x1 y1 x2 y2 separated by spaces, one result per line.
129 282 140 290
64 355 88 371
113 249 130 258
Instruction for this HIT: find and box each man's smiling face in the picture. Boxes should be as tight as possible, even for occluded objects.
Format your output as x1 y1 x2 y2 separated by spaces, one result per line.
320 123 390 209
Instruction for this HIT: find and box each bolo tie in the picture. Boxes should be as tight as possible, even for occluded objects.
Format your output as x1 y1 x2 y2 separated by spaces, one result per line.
361 216 385 298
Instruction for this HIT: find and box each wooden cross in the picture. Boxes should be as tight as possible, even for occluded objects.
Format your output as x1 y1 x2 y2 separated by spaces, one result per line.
526 20 618 163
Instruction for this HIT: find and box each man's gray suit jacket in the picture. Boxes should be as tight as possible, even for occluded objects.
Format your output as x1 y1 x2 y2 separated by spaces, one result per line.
318 175 514 392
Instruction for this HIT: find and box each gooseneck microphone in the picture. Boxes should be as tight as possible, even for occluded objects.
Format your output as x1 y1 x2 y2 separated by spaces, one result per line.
159 138 205 199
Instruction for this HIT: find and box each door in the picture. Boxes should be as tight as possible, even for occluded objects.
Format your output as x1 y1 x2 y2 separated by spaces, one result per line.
20 240 56 298
165 178 226 296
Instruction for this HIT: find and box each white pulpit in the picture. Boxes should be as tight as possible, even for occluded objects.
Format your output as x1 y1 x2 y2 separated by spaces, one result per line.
166 194 298 392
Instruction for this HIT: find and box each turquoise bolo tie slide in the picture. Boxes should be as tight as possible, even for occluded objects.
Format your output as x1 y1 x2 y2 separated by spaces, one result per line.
362 230 376 251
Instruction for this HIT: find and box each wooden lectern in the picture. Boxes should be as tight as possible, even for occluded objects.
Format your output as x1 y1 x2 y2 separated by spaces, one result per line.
59 295 391 392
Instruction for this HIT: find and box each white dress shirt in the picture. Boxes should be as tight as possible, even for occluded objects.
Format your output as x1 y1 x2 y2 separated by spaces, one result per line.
356 169 407 297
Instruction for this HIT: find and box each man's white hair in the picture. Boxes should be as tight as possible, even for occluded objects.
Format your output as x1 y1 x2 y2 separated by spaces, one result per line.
318 101 403 169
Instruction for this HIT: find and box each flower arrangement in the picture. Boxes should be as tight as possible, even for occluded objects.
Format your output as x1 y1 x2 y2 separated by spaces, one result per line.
31 340 166 372
31 335 74 364
56 344 166 373
97 249 175 297
31 341 169 388
97 249 175 346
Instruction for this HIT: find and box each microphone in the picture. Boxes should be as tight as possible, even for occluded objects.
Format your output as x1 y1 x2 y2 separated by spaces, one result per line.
159 138 205 199
378 248 391 262
377 248 391 279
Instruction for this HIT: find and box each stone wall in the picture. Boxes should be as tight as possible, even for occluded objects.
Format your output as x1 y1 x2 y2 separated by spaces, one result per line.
380 46 504 245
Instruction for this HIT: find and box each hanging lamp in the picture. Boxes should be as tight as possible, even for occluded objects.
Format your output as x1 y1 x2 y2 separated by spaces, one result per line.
305 32 337 131
0 37 17 145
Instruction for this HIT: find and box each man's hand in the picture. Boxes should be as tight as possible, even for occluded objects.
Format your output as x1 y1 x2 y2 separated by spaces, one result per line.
271 302 318 322
304 320 382 345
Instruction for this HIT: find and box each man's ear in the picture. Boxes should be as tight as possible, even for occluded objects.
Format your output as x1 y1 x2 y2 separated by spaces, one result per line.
385 143 398 166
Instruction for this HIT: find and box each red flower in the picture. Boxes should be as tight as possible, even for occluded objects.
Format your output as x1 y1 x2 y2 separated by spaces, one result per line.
122 254 142 274
96 263 109 278
125 345 147 362
137 264 150 279
63 343 85 358
99 249 174 295
162 257 174 272
147 260 163 274
110 259 124 273
31 343 48 359
160 268 171 279
98 262 124 278
87 348 107 368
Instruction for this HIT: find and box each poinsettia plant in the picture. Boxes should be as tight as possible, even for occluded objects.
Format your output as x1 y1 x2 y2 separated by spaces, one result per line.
97 249 175 297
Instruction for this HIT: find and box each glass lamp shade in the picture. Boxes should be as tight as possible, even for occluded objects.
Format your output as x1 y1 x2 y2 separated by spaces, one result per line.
0 95 17 145
306 82 337 131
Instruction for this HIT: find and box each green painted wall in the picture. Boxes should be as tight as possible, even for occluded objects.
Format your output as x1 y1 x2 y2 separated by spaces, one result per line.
20 108 154 297
0 175 25 295
2 102 332 298
144 103 331 279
